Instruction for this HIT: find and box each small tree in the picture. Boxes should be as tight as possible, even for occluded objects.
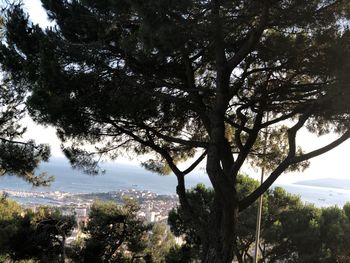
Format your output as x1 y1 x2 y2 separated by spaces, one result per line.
0 196 23 258
0 201 75 262
319 205 350 262
1 1 350 261
33 207 77 263
146 223 177 263
79 199 150 263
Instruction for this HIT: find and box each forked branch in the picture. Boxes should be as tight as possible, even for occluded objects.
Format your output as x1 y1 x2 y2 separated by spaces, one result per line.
239 121 349 211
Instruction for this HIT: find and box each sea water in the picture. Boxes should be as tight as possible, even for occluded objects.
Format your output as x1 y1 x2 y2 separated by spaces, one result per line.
1 158 350 207
0 158 211 194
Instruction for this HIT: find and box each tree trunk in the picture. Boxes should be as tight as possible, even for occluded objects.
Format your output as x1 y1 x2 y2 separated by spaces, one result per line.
202 191 238 263
201 109 238 262
60 235 66 263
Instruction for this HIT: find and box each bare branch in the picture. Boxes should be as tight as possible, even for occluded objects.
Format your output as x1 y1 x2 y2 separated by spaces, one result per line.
182 149 208 175
0 137 33 146
239 127 350 211
260 111 298 128
287 114 310 158
238 158 290 211
291 130 350 163
224 117 251 134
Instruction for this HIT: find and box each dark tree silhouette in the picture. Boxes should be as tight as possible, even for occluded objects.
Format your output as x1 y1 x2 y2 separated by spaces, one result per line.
1 1 349 261
78 200 150 263
0 20 51 185
0 201 75 262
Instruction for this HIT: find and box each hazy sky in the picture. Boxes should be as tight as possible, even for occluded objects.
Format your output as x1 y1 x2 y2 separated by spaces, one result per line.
20 0 350 184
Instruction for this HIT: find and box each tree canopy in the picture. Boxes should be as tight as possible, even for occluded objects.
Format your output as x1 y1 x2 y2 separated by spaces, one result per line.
1 0 349 261
0 66 51 185
76 199 150 263
70 199 177 263
169 179 350 263
0 198 75 262
0 15 51 186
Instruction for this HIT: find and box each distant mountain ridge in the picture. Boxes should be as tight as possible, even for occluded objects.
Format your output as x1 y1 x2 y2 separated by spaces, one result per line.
294 178 350 190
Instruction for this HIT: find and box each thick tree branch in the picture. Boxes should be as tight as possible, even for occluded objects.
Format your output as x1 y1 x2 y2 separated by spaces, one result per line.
239 114 311 211
0 137 34 146
212 0 227 72
287 114 310 158
291 130 350 163
231 110 264 176
239 124 349 211
182 149 208 175
233 107 250 151
238 158 290 211
316 0 342 13
182 51 212 131
260 111 299 128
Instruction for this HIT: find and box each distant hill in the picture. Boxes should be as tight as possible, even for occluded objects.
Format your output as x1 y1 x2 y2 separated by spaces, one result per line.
294 178 350 190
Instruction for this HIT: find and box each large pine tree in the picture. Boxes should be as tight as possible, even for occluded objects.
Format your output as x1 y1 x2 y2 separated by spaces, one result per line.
1 1 349 261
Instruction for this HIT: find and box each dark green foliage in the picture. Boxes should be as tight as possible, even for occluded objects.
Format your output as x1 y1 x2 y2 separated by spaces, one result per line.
263 201 322 263
319 206 350 262
0 196 23 258
69 199 177 263
168 178 350 263
0 12 51 186
0 77 51 185
146 223 177 263
1 0 348 173
165 245 193 263
168 183 212 257
1 1 350 261
0 198 76 262
168 177 261 262
75 199 151 263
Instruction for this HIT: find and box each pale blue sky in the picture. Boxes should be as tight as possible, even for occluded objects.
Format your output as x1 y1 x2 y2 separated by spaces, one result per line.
20 0 350 184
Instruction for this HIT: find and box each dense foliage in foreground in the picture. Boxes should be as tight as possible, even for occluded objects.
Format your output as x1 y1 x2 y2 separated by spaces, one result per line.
0 197 75 263
0 197 175 263
168 177 350 263
70 199 175 263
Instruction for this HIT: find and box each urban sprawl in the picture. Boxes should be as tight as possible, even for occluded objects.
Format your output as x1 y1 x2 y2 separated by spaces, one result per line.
0 189 180 244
